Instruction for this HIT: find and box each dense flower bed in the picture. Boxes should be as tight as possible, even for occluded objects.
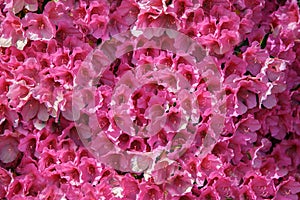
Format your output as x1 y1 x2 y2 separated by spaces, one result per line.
0 0 300 199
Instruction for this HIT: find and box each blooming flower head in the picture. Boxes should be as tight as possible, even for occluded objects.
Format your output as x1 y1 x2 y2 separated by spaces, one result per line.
23 13 55 40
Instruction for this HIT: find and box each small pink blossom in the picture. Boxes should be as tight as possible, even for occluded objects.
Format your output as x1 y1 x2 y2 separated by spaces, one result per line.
23 13 55 40
4 0 38 14
250 176 275 199
0 12 27 50
0 132 20 164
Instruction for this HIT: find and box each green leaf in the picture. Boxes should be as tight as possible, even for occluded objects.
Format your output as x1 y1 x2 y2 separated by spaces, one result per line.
260 32 270 49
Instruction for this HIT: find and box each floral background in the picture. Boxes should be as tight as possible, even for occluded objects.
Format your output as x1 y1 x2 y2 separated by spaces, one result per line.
0 0 300 199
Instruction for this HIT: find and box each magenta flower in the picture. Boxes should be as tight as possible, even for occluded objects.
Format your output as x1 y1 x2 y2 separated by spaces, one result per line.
199 154 223 176
20 98 39 122
214 177 238 200
275 178 300 200
166 0 193 18
0 12 27 50
138 182 163 200
137 8 179 29
90 15 108 39
106 0 139 37
238 185 256 200
23 13 55 40
0 167 11 199
44 1 72 26
78 157 99 183
250 176 275 199
199 186 219 200
38 149 57 170
243 42 269 76
120 174 139 199
38 185 64 200
165 173 193 196
0 132 20 164
4 0 38 14
223 56 247 79
18 134 36 157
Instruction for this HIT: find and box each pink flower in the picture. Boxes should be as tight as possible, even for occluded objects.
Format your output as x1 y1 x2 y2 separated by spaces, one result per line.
270 147 291 176
101 153 131 172
198 17 217 36
0 12 27 50
243 42 269 76
236 86 257 115
166 0 193 18
0 167 12 198
60 184 84 199
196 90 212 116
2 46 26 64
59 148 76 163
223 55 247 79
56 162 80 183
88 1 109 20
148 129 174 150
201 30 240 55
214 177 238 200
151 161 178 184
38 185 64 200
70 2 88 22
18 134 36 157
6 178 25 198
224 162 253 186
120 174 139 199
90 15 108 39
258 157 276 178
171 193 195 200
15 157 46 197
272 1 299 30
0 131 20 164
165 173 193 196
23 13 55 41
106 0 139 37
54 21 82 44
238 185 256 200
38 149 57 171
137 8 179 29
199 186 219 200
210 5 240 31
129 138 147 152
265 115 288 140
138 182 163 200
199 154 223 177
4 0 38 14
78 157 99 183
250 176 275 199
20 98 39 122
177 63 199 85
0 167 11 186
212 141 234 162
238 10 255 35
275 177 300 200
165 109 182 132
0 103 19 128
116 133 130 150
36 133 57 153
44 1 72 26
81 182 102 200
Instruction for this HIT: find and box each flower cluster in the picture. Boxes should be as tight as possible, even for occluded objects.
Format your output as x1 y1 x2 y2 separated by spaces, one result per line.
0 0 300 199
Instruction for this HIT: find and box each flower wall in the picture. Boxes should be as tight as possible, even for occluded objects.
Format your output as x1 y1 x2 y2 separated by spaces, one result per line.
0 0 300 199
